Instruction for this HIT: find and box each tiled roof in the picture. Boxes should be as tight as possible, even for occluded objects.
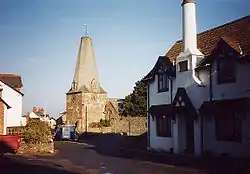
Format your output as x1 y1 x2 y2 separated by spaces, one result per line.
165 15 250 62
0 74 23 88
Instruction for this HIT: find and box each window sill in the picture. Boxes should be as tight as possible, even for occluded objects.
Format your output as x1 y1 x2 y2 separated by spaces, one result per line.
156 135 172 138
216 140 242 143
158 89 169 93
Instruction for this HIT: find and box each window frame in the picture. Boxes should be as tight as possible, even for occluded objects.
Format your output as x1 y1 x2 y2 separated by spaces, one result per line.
157 73 169 93
156 115 172 137
217 57 236 84
215 109 242 142
178 60 188 72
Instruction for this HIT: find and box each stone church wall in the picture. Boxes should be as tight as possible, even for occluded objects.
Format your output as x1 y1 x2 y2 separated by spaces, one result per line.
66 92 82 126
82 93 107 127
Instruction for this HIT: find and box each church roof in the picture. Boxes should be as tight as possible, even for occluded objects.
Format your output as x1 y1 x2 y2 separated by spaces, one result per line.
70 36 107 94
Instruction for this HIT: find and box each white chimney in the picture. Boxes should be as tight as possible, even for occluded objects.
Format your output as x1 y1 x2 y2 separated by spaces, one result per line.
182 0 197 53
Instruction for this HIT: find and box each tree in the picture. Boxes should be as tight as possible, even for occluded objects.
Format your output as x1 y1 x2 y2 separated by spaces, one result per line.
122 80 147 117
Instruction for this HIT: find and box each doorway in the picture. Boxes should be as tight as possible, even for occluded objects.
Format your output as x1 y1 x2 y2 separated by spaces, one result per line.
185 116 194 153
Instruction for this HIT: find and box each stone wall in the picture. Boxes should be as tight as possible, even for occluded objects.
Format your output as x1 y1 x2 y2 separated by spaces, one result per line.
66 92 82 126
82 92 107 126
88 127 111 133
66 91 108 133
111 116 147 136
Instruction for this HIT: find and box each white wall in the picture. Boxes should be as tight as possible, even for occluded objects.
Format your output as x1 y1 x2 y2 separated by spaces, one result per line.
148 75 173 151
29 112 40 119
211 61 250 100
149 75 172 105
0 81 23 134
149 115 173 151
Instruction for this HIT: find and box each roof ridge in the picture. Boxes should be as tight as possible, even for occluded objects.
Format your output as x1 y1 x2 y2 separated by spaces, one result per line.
0 74 21 77
175 15 250 44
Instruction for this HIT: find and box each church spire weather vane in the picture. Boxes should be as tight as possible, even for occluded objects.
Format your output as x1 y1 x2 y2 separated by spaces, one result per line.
84 24 88 36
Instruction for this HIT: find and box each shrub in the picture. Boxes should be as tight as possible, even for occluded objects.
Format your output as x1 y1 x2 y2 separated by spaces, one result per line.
89 122 102 128
22 119 51 144
100 119 110 127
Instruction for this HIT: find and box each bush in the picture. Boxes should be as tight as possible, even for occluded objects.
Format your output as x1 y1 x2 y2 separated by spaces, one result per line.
89 122 102 128
22 119 51 144
100 119 110 127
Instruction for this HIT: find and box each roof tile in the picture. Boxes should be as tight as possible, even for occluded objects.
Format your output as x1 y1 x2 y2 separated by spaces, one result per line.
165 16 250 62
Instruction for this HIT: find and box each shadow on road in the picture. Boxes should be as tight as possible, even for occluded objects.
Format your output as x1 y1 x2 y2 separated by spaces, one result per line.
76 132 250 174
0 155 83 174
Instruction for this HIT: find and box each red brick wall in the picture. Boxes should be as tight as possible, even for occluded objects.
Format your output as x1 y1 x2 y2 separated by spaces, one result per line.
0 101 4 135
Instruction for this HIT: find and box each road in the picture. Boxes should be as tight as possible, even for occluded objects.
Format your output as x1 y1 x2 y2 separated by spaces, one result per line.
41 141 206 174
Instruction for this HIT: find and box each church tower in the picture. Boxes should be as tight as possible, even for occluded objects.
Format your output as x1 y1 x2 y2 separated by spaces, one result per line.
66 31 107 133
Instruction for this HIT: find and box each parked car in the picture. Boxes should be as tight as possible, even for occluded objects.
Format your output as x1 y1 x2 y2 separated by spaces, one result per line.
0 134 20 158
55 125 77 141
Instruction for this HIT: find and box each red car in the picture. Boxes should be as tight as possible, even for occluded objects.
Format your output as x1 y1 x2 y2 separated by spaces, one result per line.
0 134 20 157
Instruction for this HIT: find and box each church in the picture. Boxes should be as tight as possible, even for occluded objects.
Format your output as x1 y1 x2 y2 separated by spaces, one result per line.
143 0 250 157
65 34 121 133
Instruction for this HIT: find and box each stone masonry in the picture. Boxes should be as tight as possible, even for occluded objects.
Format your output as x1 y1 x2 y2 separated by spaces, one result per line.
65 35 108 133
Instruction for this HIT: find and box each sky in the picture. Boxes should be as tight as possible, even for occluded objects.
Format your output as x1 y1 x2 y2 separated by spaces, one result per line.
0 0 249 118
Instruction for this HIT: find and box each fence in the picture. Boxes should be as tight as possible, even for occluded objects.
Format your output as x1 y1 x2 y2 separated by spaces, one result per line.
6 126 25 135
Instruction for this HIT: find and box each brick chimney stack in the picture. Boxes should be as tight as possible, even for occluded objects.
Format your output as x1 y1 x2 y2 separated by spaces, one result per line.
32 107 37 113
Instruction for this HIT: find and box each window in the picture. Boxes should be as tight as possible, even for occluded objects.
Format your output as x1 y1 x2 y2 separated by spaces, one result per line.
217 58 236 84
215 109 242 142
158 73 169 92
156 115 172 137
178 60 188 72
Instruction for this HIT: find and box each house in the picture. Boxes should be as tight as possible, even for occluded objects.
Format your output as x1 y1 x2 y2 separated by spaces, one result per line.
27 107 56 128
143 0 250 157
0 74 24 134
56 111 66 126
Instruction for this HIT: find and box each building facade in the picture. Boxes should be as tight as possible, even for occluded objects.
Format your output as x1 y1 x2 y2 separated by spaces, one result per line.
0 74 24 134
143 0 250 157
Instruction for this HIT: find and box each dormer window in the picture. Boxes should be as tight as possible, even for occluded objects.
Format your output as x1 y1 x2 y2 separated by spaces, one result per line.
217 58 236 84
158 73 169 92
178 60 188 72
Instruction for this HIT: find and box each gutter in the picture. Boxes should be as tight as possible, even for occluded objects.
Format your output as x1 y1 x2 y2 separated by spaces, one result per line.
147 85 150 148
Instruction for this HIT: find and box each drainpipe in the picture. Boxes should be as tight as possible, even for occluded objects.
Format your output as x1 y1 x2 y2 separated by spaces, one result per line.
170 77 173 103
209 64 213 102
85 105 88 134
147 85 150 148
169 77 175 153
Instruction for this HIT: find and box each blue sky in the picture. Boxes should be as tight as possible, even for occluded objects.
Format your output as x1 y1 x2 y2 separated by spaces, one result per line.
0 0 249 117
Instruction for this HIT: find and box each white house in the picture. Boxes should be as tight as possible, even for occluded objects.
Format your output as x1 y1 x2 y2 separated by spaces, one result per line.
143 0 250 157
0 74 24 134
27 108 57 129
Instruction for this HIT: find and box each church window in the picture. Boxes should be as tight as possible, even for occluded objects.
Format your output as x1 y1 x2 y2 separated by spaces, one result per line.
91 79 97 90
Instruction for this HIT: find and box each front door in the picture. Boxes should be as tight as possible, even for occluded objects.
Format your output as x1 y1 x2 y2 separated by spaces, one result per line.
185 116 194 153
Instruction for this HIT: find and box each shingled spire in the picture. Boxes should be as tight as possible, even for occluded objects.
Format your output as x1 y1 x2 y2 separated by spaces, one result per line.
71 36 106 93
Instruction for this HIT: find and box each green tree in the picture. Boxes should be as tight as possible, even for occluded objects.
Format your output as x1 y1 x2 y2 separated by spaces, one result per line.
122 80 147 117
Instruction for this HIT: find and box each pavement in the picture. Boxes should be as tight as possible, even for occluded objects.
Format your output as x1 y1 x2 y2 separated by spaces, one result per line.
1 141 205 174
1 139 249 174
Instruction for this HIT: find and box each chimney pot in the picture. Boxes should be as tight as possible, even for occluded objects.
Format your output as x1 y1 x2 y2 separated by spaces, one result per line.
182 0 196 6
